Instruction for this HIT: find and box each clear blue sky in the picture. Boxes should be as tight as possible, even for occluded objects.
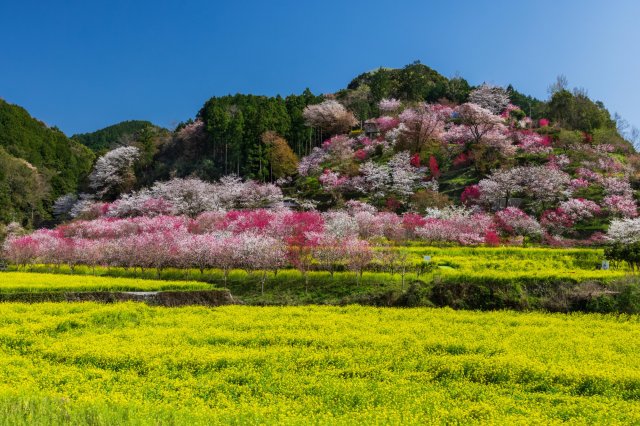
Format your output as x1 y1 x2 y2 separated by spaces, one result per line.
1 0 638 135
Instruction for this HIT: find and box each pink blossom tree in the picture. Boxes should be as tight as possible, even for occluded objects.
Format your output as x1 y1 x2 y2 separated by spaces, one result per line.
343 238 373 285
398 104 446 152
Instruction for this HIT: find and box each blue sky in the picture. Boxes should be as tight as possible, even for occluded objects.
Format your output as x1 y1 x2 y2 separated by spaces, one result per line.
1 0 638 135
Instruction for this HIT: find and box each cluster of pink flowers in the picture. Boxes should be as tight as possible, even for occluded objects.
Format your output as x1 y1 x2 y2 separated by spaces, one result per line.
547 154 570 170
494 208 542 237
514 131 552 154
569 178 590 190
376 116 400 132
378 98 402 112
319 169 350 191
603 195 638 218
576 167 602 183
416 213 495 245
557 199 601 222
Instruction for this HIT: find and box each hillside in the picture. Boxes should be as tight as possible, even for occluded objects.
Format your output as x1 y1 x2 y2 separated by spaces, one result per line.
71 120 166 153
0 99 94 225
1 62 637 232
137 62 629 186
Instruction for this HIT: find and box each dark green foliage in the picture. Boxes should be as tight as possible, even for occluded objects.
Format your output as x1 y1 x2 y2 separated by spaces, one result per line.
285 89 323 156
545 90 616 133
199 94 292 180
605 243 640 271
0 147 47 224
506 85 546 119
347 61 454 104
149 91 322 181
71 120 162 153
0 99 94 225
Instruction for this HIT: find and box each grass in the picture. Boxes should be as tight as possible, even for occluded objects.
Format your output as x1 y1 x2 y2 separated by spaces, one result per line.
0 303 637 424
0 272 211 293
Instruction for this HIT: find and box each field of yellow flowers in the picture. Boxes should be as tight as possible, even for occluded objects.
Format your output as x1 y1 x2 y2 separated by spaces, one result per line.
0 303 637 424
0 272 210 293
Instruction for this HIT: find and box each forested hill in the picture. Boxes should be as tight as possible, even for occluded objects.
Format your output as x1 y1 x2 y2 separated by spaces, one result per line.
0 99 94 225
147 62 622 184
0 61 635 229
72 120 167 153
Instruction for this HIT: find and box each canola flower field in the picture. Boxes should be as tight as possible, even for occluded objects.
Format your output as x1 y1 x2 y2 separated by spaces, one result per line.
0 303 637 425
0 272 210 293
10 246 624 291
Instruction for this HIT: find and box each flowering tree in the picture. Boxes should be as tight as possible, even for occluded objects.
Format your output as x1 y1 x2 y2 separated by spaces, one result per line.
477 166 572 211
389 151 423 198
603 195 638 218
378 98 401 113
540 209 574 236
311 235 346 277
323 211 359 239
52 194 78 220
88 146 140 200
468 84 510 114
557 199 601 222
74 176 284 218
297 147 327 176
514 131 552 154
303 100 358 135
3 235 39 268
446 103 512 156
235 234 286 294
606 218 640 244
398 104 446 152
177 119 206 142
415 212 494 245
494 208 542 239
343 238 373 285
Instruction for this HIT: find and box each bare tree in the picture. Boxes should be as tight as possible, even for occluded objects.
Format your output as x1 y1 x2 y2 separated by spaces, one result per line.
548 74 569 96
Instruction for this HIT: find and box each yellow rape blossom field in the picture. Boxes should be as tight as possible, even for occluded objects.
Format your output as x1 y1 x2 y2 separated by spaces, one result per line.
0 272 210 293
0 303 637 425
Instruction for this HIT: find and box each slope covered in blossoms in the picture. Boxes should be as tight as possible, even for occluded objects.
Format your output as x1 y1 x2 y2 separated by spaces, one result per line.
289 86 638 243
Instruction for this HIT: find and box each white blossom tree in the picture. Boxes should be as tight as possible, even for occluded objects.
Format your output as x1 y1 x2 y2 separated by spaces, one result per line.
468 84 510 114
88 146 140 200
303 100 358 135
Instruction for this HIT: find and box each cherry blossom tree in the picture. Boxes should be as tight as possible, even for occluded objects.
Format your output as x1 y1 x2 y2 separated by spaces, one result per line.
297 147 327 176
494 208 542 238
557 199 601 222
478 166 572 210
343 238 373 285
606 218 640 244
540 209 574 236
603 195 638 218
378 98 401 113
235 233 286 295
323 211 359 239
303 100 358 135
3 235 39 268
89 146 140 200
311 235 346 277
52 193 78 220
398 104 446 152
445 103 512 155
468 84 510 114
